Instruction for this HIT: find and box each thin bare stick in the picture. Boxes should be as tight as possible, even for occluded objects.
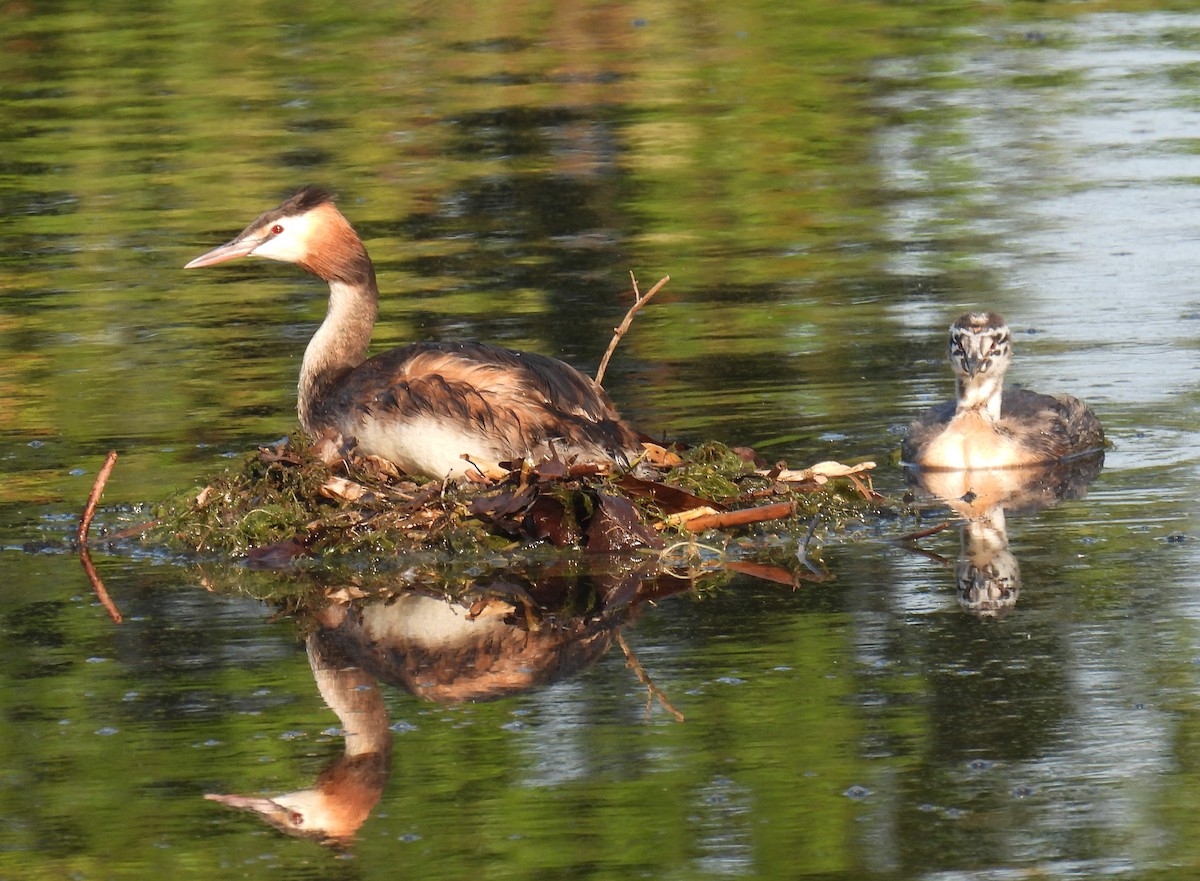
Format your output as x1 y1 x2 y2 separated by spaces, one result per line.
898 544 952 566
891 520 952 543
77 450 118 546
795 510 825 577
78 546 123 625
685 501 795 533
595 273 670 387
108 520 159 540
617 632 684 723
845 472 883 501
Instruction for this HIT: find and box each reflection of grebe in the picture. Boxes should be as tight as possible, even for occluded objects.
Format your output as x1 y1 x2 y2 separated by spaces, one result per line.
203 567 699 845
184 188 639 480
908 456 1103 620
206 625 392 846
203 587 619 845
315 588 620 704
903 312 1104 470
909 470 1022 618
955 508 1020 619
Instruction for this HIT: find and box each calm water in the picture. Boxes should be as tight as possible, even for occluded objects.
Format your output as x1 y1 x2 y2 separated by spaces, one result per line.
3 2 1200 879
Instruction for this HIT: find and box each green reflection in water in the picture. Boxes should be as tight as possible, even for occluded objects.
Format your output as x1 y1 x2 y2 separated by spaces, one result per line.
2 1 1200 879
0 0 1003 493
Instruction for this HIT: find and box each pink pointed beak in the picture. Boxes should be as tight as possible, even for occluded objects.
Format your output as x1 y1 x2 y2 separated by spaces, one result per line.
183 235 263 269
205 792 292 818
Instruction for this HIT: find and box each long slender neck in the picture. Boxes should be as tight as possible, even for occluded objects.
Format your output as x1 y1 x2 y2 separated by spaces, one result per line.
963 507 1008 558
307 629 392 757
298 266 378 431
955 371 1004 421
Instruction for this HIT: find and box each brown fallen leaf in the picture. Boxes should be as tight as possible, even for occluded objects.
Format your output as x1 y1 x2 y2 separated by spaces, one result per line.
460 455 511 482
526 495 581 546
615 474 726 515
309 434 343 465
466 597 517 620
722 560 797 586
530 457 569 480
358 454 402 479
724 560 833 585
469 485 537 524
319 476 372 503
586 493 663 552
257 445 303 465
641 442 683 468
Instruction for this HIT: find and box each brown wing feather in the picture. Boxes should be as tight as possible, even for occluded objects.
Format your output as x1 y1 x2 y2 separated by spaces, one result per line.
321 341 639 464
996 388 1105 460
903 388 1104 464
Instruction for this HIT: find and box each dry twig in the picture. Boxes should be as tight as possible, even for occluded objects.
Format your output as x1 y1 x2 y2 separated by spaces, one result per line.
595 273 670 387
888 520 953 565
76 450 123 624
892 521 952 543
684 501 795 533
77 450 118 545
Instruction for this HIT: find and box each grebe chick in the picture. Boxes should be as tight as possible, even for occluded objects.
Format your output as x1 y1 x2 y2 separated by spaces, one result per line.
902 311 1103 470
184 187 640 480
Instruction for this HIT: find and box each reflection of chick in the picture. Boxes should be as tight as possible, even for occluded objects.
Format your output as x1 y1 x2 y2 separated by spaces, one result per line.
903 312 1104 470
955 510 1020 619
206 626 392 846
908 454 1103 620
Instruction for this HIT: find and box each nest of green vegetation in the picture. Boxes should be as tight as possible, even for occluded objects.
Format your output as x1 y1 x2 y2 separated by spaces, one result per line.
148 433 886 577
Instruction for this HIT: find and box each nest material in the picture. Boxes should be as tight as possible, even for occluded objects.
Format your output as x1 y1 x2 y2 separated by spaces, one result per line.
149 434 882 568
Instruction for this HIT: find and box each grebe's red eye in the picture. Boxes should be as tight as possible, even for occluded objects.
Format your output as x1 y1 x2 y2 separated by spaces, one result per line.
271 224 284 235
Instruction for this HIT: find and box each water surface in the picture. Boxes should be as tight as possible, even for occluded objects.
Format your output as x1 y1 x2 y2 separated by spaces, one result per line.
2 3 1200 879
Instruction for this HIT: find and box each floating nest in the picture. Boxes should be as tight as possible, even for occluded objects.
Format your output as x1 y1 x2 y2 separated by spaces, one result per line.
70 275 897 607
146 433 885 581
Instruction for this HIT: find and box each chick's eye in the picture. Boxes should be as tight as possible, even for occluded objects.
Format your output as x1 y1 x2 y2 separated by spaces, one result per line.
271 224 284 235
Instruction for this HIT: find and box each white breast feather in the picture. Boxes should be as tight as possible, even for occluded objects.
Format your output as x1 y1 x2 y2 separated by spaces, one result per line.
351 414 506 479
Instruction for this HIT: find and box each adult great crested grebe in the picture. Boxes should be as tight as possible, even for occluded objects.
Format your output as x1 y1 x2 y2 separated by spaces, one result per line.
185 187 641 480
902 311 1104 470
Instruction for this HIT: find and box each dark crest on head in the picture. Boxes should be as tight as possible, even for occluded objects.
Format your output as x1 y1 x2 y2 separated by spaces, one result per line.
952 311 1007 334
273 186 337 217
240 186 339 236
